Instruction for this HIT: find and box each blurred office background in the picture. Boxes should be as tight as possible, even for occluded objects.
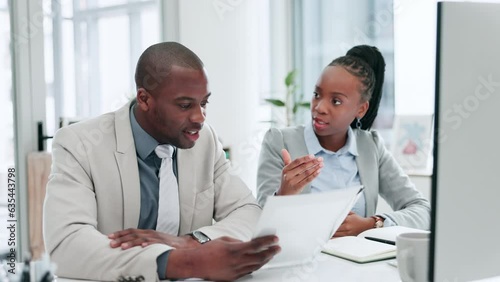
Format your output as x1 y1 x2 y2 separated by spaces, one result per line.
1 0 436 258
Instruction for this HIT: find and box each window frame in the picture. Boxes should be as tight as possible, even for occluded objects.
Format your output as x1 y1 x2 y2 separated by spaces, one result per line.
290 0 396 135
48 0 160 123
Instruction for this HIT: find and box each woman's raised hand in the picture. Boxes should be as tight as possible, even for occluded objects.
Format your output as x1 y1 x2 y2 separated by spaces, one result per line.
277 149 323 195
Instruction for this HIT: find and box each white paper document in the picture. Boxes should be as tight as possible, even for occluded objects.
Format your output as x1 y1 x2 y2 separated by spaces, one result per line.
253 185 364 268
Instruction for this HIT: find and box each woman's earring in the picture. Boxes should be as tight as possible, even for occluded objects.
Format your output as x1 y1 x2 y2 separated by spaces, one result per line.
356 117 362 129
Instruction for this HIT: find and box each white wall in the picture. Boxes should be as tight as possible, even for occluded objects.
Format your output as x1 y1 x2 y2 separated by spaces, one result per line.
392 0 437 199
177 0 273 193
393 0 437 115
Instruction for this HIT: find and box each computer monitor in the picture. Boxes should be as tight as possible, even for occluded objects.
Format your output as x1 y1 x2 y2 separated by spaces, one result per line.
431 2 500 281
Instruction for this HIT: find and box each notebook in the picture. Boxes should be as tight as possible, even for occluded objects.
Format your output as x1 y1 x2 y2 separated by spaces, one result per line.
322 226 429 263
253 185 364 268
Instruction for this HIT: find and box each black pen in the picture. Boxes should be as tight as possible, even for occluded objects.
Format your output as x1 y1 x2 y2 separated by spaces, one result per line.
364 237 396 245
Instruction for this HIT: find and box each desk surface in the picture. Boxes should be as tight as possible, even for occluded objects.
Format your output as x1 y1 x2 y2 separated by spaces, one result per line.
57 254 401 282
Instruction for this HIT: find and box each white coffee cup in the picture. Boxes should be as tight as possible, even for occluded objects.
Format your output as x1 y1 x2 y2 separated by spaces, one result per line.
396 232 430 282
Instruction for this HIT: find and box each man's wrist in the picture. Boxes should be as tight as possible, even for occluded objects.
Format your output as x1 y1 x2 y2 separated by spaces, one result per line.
189 231 211 244
166 248 198 279
181 234 201 248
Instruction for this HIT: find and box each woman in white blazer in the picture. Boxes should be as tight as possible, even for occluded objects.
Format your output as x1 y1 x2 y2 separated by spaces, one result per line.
257 45 430 236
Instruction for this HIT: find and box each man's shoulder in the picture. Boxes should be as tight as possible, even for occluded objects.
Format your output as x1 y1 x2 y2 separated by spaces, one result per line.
56 103 131 137
52 104 132 151
55 112 115 138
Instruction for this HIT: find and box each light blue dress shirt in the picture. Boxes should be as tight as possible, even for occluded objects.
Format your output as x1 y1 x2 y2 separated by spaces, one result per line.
304 123 367 216
303 123 395 227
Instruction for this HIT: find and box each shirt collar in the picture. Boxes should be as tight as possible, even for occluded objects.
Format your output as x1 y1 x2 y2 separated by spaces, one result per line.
304 121 358 156
129 102 160 160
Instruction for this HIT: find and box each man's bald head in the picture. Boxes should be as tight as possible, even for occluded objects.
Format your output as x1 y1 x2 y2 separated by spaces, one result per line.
134 42 204 93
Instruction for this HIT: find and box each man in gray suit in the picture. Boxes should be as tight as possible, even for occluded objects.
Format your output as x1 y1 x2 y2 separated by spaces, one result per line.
43 42 280 281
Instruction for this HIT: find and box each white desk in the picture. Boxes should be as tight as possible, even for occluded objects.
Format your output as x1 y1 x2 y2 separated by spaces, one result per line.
240 254 400 282
57 254 401 282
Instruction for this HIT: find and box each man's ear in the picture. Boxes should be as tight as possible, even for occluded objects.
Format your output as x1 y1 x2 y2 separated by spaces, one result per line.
136 88 152 111
357 100 369 119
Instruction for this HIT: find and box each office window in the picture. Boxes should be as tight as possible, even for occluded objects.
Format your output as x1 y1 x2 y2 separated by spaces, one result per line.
292 0 395 142
43 0 160 135
0 0 14 252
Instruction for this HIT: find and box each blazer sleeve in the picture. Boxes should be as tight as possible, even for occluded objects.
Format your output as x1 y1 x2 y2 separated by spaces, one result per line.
196 125 262 241
43 127 171 282
256 128 285 207
373 131 431 230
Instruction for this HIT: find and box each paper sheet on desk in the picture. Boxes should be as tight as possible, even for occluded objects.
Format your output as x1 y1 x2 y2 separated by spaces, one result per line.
253 185 364 268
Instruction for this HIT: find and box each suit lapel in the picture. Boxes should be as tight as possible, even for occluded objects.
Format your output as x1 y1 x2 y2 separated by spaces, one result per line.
176 148 197 235
354 130 377 215
114 101 141 229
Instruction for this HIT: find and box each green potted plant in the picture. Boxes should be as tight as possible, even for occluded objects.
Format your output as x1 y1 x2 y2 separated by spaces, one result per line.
265 70 310 127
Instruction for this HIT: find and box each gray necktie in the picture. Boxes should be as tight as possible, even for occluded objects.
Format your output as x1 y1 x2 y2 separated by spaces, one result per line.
154 145 180 235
